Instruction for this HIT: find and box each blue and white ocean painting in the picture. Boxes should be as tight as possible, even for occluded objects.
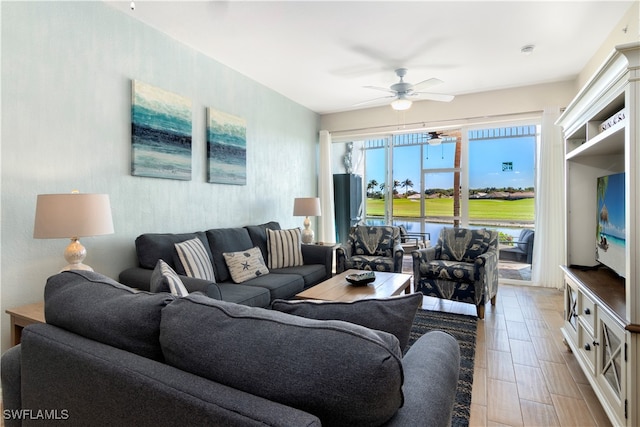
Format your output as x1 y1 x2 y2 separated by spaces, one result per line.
131 80 192 180
207 108 246 185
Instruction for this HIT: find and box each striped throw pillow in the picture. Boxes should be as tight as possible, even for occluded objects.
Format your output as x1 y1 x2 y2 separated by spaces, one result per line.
267 228 303 269
151 260 189 297
174 238 216 282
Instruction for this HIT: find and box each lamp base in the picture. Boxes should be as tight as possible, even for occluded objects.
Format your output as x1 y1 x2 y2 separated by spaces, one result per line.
61 238 94 272
301 216 314 244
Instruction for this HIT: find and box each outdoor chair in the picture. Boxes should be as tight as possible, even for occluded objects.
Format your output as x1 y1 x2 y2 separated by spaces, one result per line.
499 228 534 264
336 225 404 273
412 227 499 319
398 225 430 252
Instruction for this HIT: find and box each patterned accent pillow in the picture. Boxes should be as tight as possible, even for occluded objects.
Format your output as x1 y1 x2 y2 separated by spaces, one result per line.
151 260 189 297
222 247 270 283
174 238 216 282
266 228 303 269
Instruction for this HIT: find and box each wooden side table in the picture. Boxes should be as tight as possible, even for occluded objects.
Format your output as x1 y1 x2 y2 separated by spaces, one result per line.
5 301 45 346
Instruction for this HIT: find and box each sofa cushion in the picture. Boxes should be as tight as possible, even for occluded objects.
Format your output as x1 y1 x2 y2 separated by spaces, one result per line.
240 273 304 300
174 237 216 282
245 221 281 261
135 232 211 272
271 292 422 350
44 270 174 361
206 228 254 282
151 260 189 297
160 294 404 426
266 228 303 269
270 264 326 288
223 247 270 284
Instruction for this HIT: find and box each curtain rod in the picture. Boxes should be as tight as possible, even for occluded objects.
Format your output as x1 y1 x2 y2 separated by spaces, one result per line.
327 109 544 140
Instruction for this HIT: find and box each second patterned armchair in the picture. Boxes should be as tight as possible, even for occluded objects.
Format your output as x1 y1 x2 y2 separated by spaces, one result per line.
336 225 404 273
412 227 499 318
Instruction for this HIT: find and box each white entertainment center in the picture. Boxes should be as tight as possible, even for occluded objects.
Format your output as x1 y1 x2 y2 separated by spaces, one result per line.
556 42 639 427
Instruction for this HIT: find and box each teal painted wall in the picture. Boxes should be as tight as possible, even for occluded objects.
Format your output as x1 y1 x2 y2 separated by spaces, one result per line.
1 2 320 351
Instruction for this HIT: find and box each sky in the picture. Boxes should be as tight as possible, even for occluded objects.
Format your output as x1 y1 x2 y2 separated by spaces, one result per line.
365 132 536 192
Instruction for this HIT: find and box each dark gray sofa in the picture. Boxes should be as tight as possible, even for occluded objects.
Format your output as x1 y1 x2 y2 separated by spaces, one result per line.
2 271 461 427
119 221 333 307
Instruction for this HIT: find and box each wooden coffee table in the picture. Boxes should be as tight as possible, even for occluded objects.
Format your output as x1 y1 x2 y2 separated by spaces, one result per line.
295 269 412 302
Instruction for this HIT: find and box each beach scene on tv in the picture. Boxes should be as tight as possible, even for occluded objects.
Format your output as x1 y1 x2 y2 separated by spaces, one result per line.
596 172 626 277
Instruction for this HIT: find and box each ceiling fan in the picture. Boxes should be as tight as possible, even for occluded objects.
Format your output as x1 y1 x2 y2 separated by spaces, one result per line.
355 68 454 110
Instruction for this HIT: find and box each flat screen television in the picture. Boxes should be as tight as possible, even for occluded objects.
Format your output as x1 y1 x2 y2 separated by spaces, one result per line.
596 172 626 278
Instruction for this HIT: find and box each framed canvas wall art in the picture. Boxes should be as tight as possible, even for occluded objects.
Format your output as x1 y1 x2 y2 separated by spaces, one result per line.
131 80 192 180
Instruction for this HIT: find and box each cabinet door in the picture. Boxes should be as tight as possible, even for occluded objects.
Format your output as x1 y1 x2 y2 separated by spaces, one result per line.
596 310 626 425
564 278 579 343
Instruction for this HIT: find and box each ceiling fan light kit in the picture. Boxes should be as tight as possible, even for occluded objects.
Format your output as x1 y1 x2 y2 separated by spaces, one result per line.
391 98 412 111
358 68 454 111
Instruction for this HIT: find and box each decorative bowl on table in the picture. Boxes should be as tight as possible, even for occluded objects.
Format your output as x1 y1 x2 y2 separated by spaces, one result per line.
345 271 376 286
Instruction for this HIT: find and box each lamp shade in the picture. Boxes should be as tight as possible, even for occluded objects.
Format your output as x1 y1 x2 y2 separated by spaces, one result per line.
34 193 114 239
293 197 321 217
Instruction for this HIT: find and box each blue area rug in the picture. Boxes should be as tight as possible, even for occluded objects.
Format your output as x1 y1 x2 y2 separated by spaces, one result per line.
405 308 478 427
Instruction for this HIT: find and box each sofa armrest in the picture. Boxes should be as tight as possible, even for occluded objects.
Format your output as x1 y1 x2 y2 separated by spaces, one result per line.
301 244 334 280
384 331 460 427
119 267 222 299
1 345 22 427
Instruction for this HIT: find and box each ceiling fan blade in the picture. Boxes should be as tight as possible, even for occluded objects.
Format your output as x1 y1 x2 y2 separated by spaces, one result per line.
352 95 394 107
411 92 455 102
412 77 444 91
363 85 396 94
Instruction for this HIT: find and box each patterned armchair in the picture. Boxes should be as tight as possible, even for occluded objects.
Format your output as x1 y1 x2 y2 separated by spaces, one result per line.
412 227 499 319
336 225 404 273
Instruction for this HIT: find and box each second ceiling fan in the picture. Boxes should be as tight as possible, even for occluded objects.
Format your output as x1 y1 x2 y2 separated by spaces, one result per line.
356 68 454 110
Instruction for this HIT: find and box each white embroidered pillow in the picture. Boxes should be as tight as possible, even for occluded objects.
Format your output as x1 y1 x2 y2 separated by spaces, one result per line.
267 228 303 269
222 247 270 284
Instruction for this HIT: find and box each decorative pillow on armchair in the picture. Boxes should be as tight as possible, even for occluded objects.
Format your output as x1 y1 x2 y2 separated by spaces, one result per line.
222 246 269 283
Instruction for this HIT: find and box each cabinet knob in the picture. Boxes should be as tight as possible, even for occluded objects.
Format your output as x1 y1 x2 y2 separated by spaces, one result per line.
584 343 591 351
592 340 599 347
584 308 591 315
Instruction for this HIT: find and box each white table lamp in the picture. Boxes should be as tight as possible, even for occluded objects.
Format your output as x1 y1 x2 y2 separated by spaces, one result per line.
34 192 114 272
293 197 321 244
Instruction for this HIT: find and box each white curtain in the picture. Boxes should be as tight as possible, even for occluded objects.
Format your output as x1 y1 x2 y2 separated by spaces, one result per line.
318 130 336 243
532 107 565 288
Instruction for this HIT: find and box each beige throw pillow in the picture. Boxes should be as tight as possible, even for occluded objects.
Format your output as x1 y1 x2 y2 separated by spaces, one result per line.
222 247 269 283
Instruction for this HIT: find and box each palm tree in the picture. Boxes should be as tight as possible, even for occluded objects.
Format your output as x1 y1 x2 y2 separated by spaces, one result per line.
400 178 413 195
367 179 378 197
392 180 400 195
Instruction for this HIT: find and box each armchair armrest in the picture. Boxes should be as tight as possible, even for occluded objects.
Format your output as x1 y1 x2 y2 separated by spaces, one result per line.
412 245 439 263
392 243 405 273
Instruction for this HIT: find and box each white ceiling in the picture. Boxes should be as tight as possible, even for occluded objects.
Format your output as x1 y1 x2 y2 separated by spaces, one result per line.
106 1 635 114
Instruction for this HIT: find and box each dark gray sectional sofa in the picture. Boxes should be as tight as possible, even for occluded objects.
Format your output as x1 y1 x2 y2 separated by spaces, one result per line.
119 221 333 307
2 270 461 427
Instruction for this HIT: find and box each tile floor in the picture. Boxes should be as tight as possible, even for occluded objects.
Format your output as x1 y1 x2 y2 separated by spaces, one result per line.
421 283 612 426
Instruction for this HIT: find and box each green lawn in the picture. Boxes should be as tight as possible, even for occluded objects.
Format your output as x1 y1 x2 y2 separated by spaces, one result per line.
366 197 534 221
